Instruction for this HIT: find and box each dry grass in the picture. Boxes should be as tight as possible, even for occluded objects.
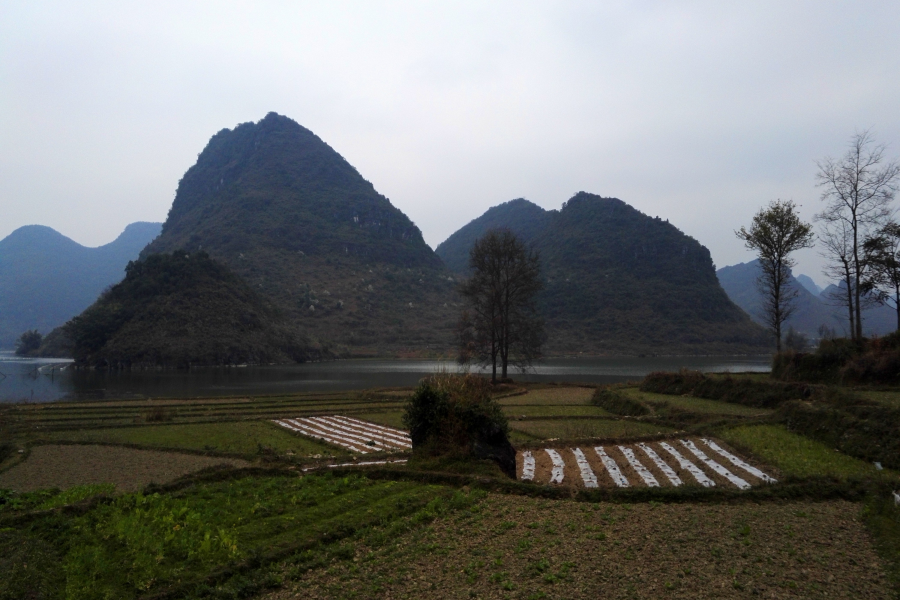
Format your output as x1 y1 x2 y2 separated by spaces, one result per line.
268 494 890 600
499 387 596 406
510 419 673 440
0 444 248 492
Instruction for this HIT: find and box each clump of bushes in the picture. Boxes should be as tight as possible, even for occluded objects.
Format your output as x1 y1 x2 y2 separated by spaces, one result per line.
773 332 900 385
590 387 650 416
640 370 811 408
403 373 515 478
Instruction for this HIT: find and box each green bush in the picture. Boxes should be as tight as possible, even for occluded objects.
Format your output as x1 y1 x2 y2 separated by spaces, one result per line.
777 401 900 470
403 374 507 452
590 387 650 416
640 370 810 408
403 374 515 478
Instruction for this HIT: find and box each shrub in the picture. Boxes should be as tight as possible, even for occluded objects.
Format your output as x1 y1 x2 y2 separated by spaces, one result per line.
590 387 650 416
403 374 515 477
640 370 810 408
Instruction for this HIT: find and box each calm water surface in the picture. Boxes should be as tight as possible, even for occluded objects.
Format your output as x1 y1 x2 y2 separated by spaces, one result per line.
0 353 772 403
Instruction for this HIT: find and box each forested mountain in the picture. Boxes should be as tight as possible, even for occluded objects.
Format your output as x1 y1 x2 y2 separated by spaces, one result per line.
795 274 822 297
141 112 458 355
715 260 896 338
65 251 314 367
437 194 769 354
0 222 161 348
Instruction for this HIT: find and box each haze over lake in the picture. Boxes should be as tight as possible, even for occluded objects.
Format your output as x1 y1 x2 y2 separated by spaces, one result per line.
0 354 771 403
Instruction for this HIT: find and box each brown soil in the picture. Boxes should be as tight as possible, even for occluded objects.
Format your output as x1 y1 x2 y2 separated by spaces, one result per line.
0 444 249 492
268 494 890 599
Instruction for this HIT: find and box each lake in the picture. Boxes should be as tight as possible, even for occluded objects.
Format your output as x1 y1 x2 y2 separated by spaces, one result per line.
0 353 772 403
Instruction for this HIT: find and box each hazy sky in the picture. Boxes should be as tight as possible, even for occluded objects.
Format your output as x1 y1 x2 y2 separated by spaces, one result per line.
2 1 898 286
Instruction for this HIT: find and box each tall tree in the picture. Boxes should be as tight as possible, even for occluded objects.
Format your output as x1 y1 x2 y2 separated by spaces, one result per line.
736 200 815 352
818 219 857 336
863 221 900 330
457 229 544 382
816 130 900 341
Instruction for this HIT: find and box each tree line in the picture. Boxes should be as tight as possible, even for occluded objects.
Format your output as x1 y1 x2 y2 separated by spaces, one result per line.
738 130 900 351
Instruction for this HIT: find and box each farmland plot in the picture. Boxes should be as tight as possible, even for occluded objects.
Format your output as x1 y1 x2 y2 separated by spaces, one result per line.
273 416 411 453
517 437 776 490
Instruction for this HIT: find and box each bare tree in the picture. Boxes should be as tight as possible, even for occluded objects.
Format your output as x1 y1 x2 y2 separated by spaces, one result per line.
818 219 857 336
457 228 544 382
816 130 900 341
736 200 815 351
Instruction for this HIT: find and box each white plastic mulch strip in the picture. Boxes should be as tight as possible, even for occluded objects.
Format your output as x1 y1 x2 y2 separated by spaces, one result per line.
521 451 536 481
637 443 682 486
283 419 373 453
330 416 412 447
680 439 750 490
274 419 371 454
701 438 777 483
307 416 396 450
545 449 566 484
618 446 659 487
309 416 402 450
659 441 714 487
595 447 629 487
571 448 598 488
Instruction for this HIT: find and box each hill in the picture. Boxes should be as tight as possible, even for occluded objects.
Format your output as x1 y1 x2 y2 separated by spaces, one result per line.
716 260 896 338
0 222 161 348
140 112 458 355
64 251 315 367
436 194 769 354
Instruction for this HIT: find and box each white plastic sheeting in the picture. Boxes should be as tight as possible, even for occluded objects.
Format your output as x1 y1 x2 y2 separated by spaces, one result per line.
302 459 408 472
595 447 630 487
521 451 536 481
571 448 599 488
273 416 412 454
619 446 659 487
637 442 682 486
545 449 566 484
701 438 776 483
659 441 715 487
680 439 750 490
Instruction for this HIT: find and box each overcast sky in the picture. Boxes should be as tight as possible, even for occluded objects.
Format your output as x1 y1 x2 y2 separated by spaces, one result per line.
2 1 898 286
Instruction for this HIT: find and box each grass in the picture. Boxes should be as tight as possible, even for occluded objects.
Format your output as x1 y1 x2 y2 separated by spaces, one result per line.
47 421 343 457
0 471 483 600
510 418 673 440
856 390 900 409
718 424 892 480
498 387 596 406
504 405 613 418
625 389 771 417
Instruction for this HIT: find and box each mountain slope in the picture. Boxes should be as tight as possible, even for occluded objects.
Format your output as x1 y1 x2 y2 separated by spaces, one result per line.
142 112 457 354
716 260 896 338
437 193 769 354
65 251 314 367
0 222 161 347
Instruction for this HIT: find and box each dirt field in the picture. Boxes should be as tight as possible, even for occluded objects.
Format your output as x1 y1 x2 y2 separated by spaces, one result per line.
270 494 890 600
0 444 249 492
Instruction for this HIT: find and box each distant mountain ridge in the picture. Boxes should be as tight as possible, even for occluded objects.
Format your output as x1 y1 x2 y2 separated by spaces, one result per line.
0 222 161 348
715 260 896 338
141 112 458 355
437 195 769 354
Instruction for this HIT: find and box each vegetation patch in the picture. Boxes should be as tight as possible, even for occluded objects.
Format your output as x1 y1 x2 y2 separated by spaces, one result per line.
641 370 811 408
0 444 249 492
717 424 889 480
272 493 889 600
49 421 342 458
510 419 673 441
404 374 516 477
590 387 650 416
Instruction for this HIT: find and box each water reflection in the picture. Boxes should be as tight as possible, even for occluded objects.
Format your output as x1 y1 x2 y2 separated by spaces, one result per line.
0 352 771 404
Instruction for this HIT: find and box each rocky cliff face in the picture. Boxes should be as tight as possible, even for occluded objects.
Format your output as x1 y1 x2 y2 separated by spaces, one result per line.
437 194 769 354
143 112 458 354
